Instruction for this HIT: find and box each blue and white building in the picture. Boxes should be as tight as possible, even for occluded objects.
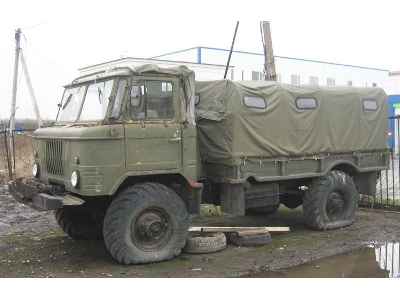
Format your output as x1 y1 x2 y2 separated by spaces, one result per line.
151 46 390 87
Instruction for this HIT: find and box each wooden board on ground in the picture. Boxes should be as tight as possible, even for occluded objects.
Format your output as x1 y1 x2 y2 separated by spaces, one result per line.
189 226 290 236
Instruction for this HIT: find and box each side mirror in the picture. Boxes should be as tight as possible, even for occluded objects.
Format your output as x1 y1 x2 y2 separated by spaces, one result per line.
195 94 200 106
130 85 141 107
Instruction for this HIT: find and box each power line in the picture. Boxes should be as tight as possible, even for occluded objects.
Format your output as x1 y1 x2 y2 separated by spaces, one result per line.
22 33 74 78
22 21 49 31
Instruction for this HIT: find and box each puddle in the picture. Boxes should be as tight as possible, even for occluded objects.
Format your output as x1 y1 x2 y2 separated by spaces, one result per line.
244 242 400 278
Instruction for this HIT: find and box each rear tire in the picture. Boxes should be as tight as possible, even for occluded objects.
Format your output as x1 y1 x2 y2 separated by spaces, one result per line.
303 170 358 231
103 182 189 264
280 194 303 209
245 204 280 216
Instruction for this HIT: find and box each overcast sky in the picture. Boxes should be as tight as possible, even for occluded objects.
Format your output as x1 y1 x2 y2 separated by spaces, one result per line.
0 0 398 121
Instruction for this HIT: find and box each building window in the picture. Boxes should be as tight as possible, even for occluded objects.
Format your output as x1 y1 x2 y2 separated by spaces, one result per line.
296 97 318 109
252 71 261 81
347 81 353 86
291 75 300 84
327 78 335 86
162 82 172 92
309 76 318 85
243 95 266 109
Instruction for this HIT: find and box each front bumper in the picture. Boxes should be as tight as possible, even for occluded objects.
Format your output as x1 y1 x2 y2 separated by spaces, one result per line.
8 179 85 212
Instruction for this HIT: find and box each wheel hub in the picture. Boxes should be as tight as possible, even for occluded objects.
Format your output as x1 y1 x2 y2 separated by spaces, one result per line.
326 191 345 221
131 207 171 251
145 220 165 239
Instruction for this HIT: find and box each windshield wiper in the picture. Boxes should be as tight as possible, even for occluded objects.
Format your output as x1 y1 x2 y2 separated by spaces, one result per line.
98 87 102 104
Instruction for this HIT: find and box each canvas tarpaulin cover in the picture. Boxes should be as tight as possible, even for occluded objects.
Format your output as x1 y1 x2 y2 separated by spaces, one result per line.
195 80 389 166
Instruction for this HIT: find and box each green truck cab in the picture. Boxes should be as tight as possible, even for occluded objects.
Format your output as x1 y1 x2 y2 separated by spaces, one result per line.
8 64 390 264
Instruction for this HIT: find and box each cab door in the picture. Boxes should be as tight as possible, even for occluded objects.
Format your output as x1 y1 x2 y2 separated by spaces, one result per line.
124 77 182 172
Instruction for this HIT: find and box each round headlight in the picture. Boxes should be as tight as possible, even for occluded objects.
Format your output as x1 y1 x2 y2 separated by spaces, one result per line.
71 170 80 188
32 163 40 178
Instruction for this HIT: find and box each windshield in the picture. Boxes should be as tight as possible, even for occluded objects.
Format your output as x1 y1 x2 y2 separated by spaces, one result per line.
57 85 86 122
56 79 115 122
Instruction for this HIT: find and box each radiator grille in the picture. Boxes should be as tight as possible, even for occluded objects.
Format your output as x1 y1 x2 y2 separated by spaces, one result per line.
45 140 64 176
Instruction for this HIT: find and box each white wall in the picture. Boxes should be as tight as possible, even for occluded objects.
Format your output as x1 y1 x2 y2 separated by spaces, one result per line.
78 57 234 81
378 76 400 95
153 47 390 87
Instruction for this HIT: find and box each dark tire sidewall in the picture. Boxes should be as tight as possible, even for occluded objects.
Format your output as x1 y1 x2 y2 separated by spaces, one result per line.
245 204 280 216
103 182 188 264
55 206 104 239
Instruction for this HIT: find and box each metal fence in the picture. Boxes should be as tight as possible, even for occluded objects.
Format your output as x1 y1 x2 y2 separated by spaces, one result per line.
0 129 35 183
364 116 400 211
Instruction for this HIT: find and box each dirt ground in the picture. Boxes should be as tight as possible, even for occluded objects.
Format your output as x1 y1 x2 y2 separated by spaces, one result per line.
1 183 400 278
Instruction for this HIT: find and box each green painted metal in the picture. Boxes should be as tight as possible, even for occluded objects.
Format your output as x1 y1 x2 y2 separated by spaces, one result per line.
23 65 391 203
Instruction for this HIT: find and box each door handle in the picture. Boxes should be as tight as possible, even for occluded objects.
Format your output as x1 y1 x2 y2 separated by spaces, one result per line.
170 137 182 142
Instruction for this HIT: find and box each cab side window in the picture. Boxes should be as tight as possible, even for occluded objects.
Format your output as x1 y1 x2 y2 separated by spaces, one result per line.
131 81 174 120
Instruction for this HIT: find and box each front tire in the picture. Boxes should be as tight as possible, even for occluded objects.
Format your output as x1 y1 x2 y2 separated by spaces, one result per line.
103 182 189 264
303 170 358 231
55 205 105 239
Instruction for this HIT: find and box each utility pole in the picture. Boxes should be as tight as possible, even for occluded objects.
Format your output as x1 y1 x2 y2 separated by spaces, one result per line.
10 28 21 135
7 28 44 179
261 21 277 81
8 28 22 180
20 50 43 128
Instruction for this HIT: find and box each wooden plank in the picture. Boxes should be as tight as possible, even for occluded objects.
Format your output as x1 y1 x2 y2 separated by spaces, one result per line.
189 226 290 233
265 227 289 232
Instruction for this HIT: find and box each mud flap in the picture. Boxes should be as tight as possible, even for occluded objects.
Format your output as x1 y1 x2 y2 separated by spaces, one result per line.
181 183 202 216
221 183 245 216
352 171 377 200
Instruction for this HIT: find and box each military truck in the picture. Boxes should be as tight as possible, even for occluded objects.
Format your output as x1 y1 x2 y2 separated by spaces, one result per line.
8 64 390 265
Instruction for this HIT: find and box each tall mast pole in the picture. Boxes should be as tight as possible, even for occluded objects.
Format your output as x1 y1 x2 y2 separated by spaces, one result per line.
224 21 239 79
8 28 22 180
261 21 277 81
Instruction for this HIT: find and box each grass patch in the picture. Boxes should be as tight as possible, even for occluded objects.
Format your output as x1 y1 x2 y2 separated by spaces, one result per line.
189 204 227 221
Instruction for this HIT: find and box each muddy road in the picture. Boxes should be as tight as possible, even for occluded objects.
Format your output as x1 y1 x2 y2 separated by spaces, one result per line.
1 184 400 278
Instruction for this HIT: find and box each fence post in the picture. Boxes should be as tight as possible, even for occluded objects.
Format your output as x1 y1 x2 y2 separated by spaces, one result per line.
4 131 13 181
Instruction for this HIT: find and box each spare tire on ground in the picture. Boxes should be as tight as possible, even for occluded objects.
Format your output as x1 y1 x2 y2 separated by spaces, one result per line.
183 232 226 254
229 232 271 247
